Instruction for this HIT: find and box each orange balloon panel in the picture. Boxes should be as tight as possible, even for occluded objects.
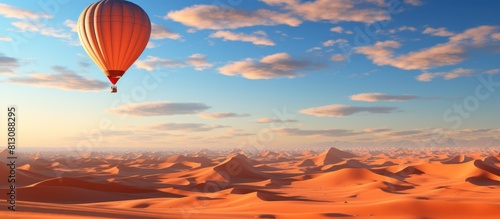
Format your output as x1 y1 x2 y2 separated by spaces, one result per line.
77 0 151 85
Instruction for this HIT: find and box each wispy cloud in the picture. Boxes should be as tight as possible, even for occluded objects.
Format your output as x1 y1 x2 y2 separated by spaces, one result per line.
262 0 393 24
6 66 107 91
64 19 77 32
416 68 475 82
389 26 417 34
416 68 500 82
0 4 76 42
404 0 423 6
210 30 275 46
307 47 322 53
300 104 399 117
151 23 181 40
330 26 344 33
107 101 211 117
275 128 363 137
135 56 184 71
199 112 250 119
0 53 19 75
351 93 420 102
12 20 71 39
217 128 254 139
145 123 226 132
322 39 347 47
330 54 346 62
379 130 423 136
218 53 322 79
356 40 464 71
485 69 500 74
0 36 13 42
187 54 214 70
422 27 454 37
256 118 299 123
330 26 352 34
166 5 301 30
356 26 500 71
136 54 212 71
0 3 52 20
0 54 19 68
146 42 158 49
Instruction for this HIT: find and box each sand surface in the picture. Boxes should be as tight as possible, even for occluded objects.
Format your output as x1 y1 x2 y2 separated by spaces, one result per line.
1 147 500 218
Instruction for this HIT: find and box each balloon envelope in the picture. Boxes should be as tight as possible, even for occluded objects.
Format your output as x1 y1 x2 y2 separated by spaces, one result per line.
77 0 151 85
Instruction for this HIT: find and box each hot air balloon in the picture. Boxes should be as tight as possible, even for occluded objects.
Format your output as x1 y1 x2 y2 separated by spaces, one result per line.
77 0 151 93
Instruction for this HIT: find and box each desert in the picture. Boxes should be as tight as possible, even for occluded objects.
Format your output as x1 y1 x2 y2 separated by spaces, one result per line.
1 146 500 219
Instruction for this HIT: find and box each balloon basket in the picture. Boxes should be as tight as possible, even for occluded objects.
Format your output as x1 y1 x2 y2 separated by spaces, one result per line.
111 85 117 93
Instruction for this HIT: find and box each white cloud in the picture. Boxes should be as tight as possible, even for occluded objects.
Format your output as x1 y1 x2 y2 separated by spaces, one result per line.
217 128 254 138
492 33 500 40
416 68 494 82
218 53 322 79
64 19 77 32
404 0 423 6
136 54 212 71
108 102 211 117
12 20 71 39
0 54 19 68
330 54 346 62
0 36 13 42
145 123 226 132
300 104 398 117
209 30 275 46
7 66 107 91
351 93 419 102
276 128 363 137
307 47 322 52
399 26 417 32
0 53 19 75
357 26 500 71
151 23 181 40
389 25 417 33
257 118 298 123
356 40 465 71
485 69 500 75
187 54 213 71
146 41 158 49
199 112 250 119
166 5 301 30
330 26 344 33
262 0 392 24
135 56 184 71
449 25 499 46
0 3 52 20
322 39 347 47
422 27 454 37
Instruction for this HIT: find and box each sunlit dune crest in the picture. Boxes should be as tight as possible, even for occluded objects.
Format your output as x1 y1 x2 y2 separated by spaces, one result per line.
1 147 500 218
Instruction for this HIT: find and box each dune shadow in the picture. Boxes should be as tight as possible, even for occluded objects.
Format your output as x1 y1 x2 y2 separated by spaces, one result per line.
257 214 276 219
196 196 224 201
381 181 414 193
132 203 150 208
323 212 353 217
466 176 500 186
256 191 325 202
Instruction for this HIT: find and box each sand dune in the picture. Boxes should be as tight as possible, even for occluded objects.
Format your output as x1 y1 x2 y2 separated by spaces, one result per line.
213 154 270 183
311 147 357 166
441 154 473 164
2 147 500 218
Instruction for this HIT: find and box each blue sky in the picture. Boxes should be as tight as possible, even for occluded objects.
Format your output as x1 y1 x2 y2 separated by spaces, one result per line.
1 0 500 148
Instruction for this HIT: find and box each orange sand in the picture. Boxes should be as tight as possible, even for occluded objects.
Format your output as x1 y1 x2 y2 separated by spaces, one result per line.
1 147 500 218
